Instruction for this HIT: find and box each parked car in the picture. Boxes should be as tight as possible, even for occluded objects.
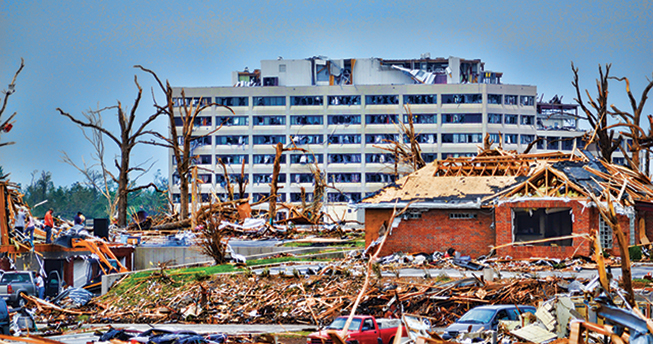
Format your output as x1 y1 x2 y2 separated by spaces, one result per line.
308 315 406 344
441 304 536 340
0 271 37 307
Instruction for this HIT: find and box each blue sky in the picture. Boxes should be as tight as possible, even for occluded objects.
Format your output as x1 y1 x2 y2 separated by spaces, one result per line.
1 0 652 188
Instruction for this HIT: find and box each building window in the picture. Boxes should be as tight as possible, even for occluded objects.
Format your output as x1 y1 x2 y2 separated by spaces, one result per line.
505 95 518 105
561 137 575 150
253 193 286 202
216 174 249 185
254 96 285 106
404 94 436 104
216 116 248 126
488 94 502 105
253 154 285 164
290 154 322 164
262 77 278 87
423 153 437 162
488 134 501 144
546 137 559 150
443 113 482 123
505 114 518 125
327 193 362 203
443 152 476 158
442 94 482 104
598 216 613 250
191 155 212 165
366 153 394 163
442 133 482 143
291 96 324 106
504 134 518 144
290 135 323 145
366 173 396 183
253 115 285 126
215 97 248 107
216 154 248 165
366 133 398 144
253 135 286 145
328 134 361 144
488 113 502 124
537 138 545 150
291 173 314 183
181 136 211 147
291 193 314 202
328 154 362 164
196 174 212 184
521 135 535 145
328 173 361 183
404 114 436 124
613 157 626 165
520 96 535 106
176 116 211 127
449 213 477 219
366 114 399 124
253 174 287 184
172 97 211 107
365 95 399 105
328 114 361 125
290 115 323 125
520 115 535 125
405 133 436 144
513 208 572 246
328 95 361 106
215 135 248 145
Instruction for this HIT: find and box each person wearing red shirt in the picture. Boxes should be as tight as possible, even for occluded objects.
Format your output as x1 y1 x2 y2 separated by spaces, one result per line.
44 209 54 244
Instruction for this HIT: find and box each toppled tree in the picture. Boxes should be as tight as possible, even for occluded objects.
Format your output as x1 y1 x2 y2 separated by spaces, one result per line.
135 66 233 220
57 73 161 227
1 58 25 148
197 212 228 264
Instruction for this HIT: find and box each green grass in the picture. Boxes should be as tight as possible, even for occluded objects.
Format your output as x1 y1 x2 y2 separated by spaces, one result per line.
282 240 365 248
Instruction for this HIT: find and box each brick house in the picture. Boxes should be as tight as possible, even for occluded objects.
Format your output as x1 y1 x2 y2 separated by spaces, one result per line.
360 150 653 259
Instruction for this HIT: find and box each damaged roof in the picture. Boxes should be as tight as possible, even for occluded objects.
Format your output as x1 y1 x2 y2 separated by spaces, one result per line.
361 149 653 208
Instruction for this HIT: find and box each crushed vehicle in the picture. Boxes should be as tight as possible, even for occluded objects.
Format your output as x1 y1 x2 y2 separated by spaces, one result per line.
441 304 536 340
308 315 406 344
0 271 37 307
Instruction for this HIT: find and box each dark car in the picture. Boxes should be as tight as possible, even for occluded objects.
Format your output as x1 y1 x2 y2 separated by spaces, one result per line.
0 298 9 335
148 330 198 344
442 304 536 340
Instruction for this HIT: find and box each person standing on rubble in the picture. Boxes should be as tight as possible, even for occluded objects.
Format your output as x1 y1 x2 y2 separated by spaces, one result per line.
14 207 26 237
25 215 38 247
74 212 85 227
44 208 54 244
34 272 44 299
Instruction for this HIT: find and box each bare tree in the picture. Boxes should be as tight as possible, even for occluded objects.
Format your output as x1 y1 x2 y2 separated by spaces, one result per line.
0 58 25 148
572 63 623 163
135 65 233 220
374 106 426 177
57 74 161 227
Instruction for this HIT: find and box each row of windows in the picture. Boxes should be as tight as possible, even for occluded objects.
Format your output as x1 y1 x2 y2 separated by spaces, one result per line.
172 94 536 107
174 172 397 185
177 113 536 127
171 192 363 203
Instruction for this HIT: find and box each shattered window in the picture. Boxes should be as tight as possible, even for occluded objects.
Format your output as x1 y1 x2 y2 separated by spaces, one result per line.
290 154 322 164
172 97 211 107
253 96 285 106
366 173 396 183
253 116 285 126
505 95 518 105
216 174 248 185
520 135 535 144
520 115 535 125
186 136 211 147
443 152 476 158
443 113 482 123
253 154 285 164
442 94 482 104
488 134 501 144
546 137 559 150
404 133 436 144
505 115 518 124
328 115 361 125
422 153 438 162
328 154 362 164
291 193 314 202
290 115 323 125
253 135 286 145
365 153 394 163
290 135 323 145
216 155 248 165
291 173 314 183
537 138 545 150
174 117 183 126
191 155 212 165
365 133 398 144
403 114 436 124
193 116 211 127
504 134 518 144
216 116 248 126
253 174 286 184
328 95 361 106
442 133 482 144
215 97 248 107
327 193 362 203
488 113 502 124
253 193 286 202
328 134 361 144
196 174 212 183
520 96 535 106
513 208 572 246
365 95 399 105
488 94 502 105
613 157 626 165
215 135 248 145
328 173 361 183
366 114 399 124
404 94 437 105
291 96 324 106
561 138 574 150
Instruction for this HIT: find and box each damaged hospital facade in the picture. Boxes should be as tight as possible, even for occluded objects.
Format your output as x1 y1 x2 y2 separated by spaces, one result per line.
170 55 582 220
361 151 653 259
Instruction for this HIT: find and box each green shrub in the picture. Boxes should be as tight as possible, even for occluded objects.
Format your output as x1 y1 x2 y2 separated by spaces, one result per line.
629 246 642 261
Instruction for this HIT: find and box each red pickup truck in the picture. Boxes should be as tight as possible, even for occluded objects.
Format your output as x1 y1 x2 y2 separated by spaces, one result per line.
307 316 406 344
